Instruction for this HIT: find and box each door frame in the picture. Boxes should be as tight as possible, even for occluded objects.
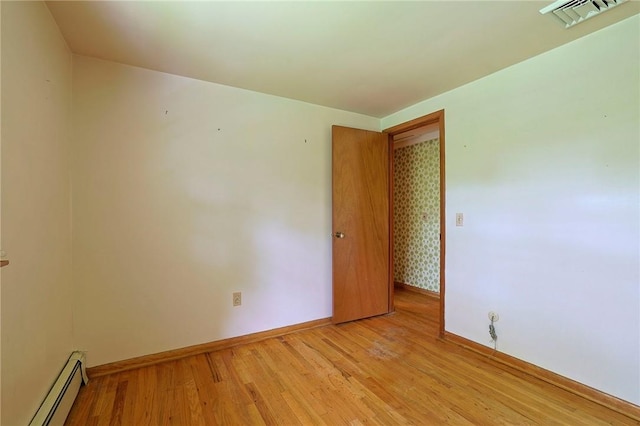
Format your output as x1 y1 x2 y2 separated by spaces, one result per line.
383 109 446 337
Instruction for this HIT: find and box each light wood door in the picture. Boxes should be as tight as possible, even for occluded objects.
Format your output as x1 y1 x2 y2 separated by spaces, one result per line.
332 125 390 324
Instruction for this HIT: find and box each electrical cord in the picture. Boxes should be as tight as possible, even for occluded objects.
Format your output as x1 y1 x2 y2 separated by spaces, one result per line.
489 319 497 350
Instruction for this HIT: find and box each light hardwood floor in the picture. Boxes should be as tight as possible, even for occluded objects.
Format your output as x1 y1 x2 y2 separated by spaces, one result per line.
66 289 637 425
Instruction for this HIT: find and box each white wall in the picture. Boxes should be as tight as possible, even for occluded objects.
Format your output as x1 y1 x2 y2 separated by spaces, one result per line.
72 56 379 367
1 2 74 425
383 15 640 404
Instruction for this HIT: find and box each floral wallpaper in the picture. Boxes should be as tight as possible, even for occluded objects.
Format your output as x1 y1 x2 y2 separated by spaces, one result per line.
393 138 440 292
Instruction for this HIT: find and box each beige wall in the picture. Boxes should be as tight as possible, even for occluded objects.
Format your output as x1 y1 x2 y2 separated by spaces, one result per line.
383 15 640 404
71 56 379 367
1 2 74 425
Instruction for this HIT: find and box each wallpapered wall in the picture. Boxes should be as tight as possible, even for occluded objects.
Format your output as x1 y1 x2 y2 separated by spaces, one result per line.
393 138 440 292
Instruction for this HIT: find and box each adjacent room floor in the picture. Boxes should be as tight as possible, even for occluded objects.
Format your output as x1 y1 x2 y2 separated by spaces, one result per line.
65 288 636 425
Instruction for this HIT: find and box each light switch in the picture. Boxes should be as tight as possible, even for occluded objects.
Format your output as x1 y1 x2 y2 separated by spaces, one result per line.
455 213 464 227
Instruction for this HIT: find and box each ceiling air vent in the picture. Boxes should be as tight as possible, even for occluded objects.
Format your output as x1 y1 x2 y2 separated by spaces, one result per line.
540 0 627 28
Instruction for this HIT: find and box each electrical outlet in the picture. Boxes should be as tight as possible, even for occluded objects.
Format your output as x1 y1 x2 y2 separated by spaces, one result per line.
488 311 499 322
233 292 242 307
455 213 464 226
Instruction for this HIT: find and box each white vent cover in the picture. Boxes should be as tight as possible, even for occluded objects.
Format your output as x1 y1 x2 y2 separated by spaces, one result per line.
540 0 627 28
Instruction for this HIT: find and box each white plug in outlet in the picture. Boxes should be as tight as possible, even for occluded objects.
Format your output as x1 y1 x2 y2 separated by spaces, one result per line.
488 311 499 322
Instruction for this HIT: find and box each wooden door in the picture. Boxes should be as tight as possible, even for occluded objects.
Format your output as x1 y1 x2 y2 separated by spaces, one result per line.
332 125 390 324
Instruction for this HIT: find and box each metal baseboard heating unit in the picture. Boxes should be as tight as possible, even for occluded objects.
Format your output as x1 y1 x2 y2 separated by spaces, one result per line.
540 0 628 28
29 352 89 426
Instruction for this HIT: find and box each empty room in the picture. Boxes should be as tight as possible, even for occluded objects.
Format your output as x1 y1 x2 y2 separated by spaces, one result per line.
1 1 639 425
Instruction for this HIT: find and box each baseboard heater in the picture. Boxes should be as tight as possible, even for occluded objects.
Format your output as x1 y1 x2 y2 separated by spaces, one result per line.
29 351 89 426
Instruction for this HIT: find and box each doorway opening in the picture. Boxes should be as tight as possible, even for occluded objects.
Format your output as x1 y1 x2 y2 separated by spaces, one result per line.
384 110 445 337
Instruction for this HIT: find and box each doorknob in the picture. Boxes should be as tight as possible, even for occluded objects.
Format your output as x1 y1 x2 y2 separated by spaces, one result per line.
334 232 345 239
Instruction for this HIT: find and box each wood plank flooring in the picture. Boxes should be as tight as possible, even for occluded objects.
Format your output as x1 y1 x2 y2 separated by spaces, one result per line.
65 289 638 425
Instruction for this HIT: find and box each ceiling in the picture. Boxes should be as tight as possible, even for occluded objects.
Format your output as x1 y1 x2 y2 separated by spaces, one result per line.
46 1 639 118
